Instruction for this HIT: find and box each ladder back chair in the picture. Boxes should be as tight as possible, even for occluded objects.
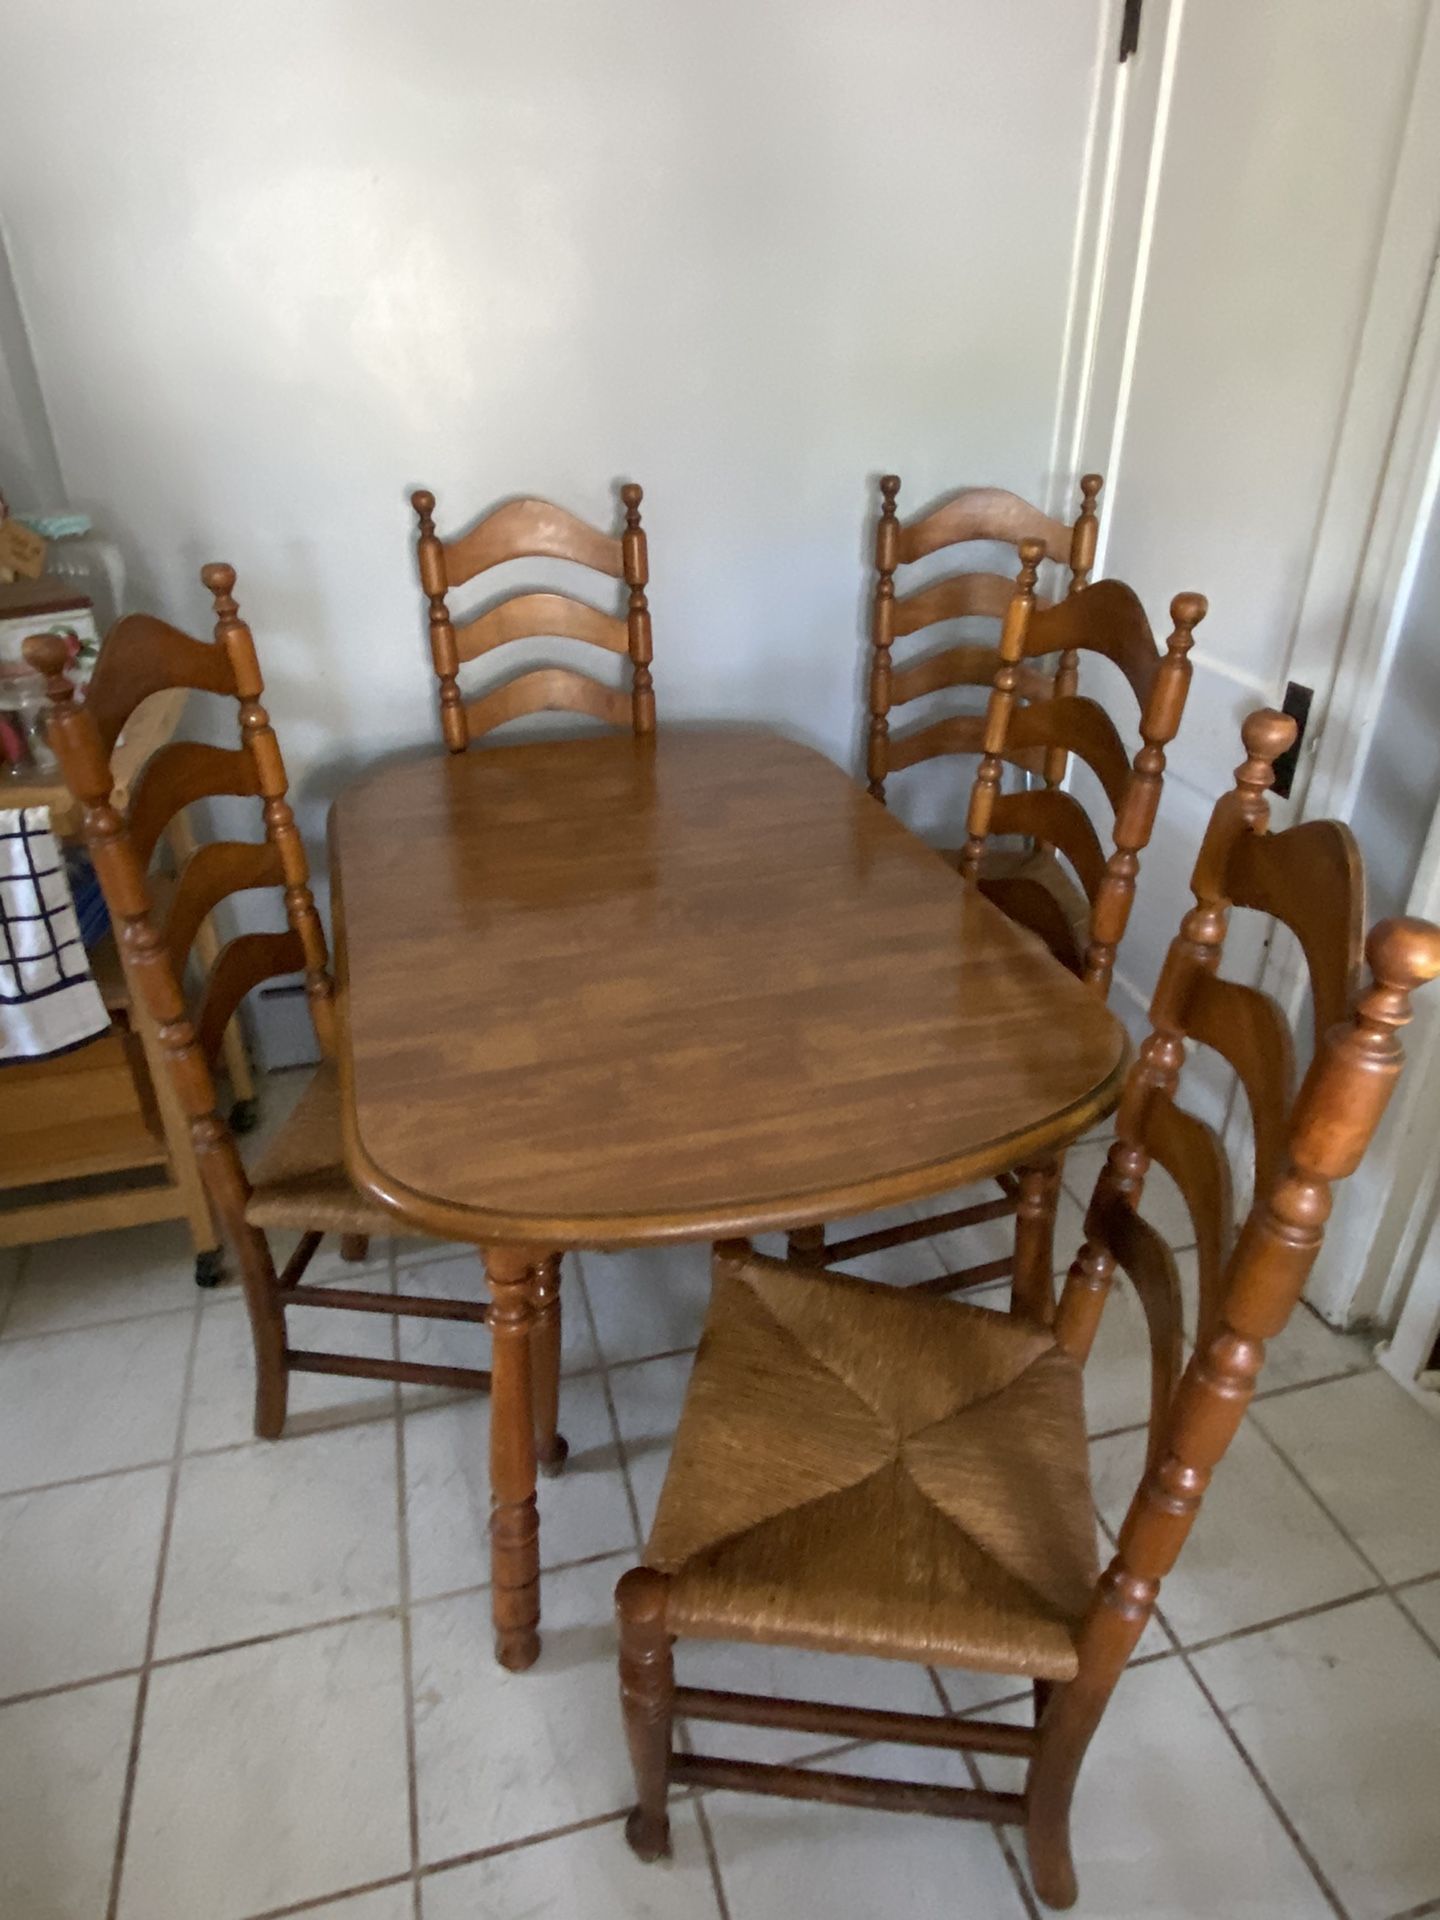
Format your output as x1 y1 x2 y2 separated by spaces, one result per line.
866 470 1101 809
793 547 1204 1318
411 485 654 752
44 565 568 1476
615 709 1440 1909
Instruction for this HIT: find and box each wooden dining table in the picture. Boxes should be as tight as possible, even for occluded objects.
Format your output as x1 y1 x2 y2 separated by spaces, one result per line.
329 724 1128 1667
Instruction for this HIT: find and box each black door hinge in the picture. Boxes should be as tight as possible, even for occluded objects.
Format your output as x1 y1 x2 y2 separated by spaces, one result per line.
1270 681 1314 802
1119 0 1144 62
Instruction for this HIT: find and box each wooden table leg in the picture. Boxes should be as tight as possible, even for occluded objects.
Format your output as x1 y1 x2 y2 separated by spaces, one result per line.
483 1244 542 1670
1012 1159 1062 1325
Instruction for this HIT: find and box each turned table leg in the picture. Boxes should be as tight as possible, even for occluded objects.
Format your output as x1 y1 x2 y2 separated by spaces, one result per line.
1012 1159 1062 1326
483 1244 542 1670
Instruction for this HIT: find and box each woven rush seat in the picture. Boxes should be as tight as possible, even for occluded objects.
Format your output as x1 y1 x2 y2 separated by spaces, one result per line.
645 1246 1099 1681
245 1059 394 1236
934 841 1091 974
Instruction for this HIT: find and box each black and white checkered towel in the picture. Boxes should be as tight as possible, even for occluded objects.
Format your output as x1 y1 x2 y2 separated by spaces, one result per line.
0 806 109 1063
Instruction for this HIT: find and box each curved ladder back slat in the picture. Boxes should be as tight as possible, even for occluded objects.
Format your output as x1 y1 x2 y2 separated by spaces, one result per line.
886 715 1044 779
443 497 624 588
897 489 1073 568
1184 972 1296 1201
413 484 652 751
1005 695 1133 815
989 788 1107 902
452 591 629 663
1092 1188 1186 1472
1025 582 1160 706
463 666 633 740
892 572 1029 639
195 930 305 1065
127 741 263 871
1142 1094 1234 1357
1226 819 1365 1043
84 615 239 756
865 473 1102 804
164 840 286 983
888 647 1053 711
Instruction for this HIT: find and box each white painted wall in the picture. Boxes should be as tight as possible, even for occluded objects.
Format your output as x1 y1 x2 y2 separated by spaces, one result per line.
0 0 1101 852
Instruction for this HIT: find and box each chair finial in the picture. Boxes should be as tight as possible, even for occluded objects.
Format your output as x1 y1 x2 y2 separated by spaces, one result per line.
200 562 239 625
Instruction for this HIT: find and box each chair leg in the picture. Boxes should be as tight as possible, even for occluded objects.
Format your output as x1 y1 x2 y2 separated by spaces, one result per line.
787 1223 827 1267
235 1224 289 1440
1012 1160 1062 1325
483 1245 541 1671
339 1233 370 1263
531 1253 569 1478
616 1567 675 1862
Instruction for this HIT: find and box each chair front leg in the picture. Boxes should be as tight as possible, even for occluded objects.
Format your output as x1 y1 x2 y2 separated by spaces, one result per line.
616 1567 675 1861
1012 1159 1062 1325
483 1244 542 1670
787 1223 827 1267
531 1252 569 1478
339 1233 370 1263
235 1221 289 1439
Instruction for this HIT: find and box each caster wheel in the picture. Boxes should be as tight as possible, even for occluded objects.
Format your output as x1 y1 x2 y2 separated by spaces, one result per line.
194 1249 226 1288
229 1098 259 1134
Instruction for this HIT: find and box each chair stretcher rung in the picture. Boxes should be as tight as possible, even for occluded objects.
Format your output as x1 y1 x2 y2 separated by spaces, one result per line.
285 1283 489 1323
674 1686 1038 1758
671 1752 1026 1825
287 1349 490 1393
904 1255 1015 1298
827 1192 1019 1261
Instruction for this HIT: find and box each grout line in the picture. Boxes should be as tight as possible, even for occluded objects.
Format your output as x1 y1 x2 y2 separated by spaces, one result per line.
104 1286 204 1920
417 1804 634 1879
1178 1648 1350 1920
1388 1900 1440 1920
692 1794 735 1920
1247 1408 1391 1589
1172 1586 1387 1662
1391 1586 1440 1662
387 1242 424 1920
0 1662 145 1713
928 1664 1043 1920
239 1869 415 1920
0 1296 211 1346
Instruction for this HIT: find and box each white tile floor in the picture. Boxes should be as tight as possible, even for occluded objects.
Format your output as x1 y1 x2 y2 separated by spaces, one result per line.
2 1104 1439 1919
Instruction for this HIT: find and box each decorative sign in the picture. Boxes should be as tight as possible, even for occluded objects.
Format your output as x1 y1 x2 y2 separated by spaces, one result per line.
0 520 46 584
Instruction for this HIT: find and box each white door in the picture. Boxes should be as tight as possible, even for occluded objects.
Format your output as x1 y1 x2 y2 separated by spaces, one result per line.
1069 0 1438 1022
1061 0 1440 1313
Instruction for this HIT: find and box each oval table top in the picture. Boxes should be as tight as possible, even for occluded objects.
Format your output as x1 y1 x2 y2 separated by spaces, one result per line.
329 726 1128 1248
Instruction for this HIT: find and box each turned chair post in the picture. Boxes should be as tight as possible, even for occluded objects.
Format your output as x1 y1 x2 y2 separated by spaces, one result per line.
1043 472 1103 795
866 475 901 802
203 562 337 1057
1080 591 1204 994
412 489 467 753
621 483 655 736
616 1567 677 1861
958 538 1044 884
